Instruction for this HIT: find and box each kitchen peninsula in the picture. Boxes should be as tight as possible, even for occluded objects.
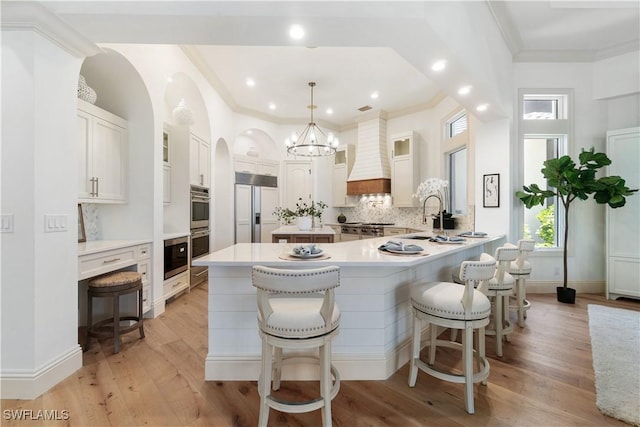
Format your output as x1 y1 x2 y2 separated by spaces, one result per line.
193 232 505 382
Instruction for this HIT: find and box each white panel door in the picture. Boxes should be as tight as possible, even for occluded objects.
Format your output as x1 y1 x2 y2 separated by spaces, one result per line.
606 127 640 299
284 160 312 209
260 186 279 243
235 184 252 244
92 117 126 201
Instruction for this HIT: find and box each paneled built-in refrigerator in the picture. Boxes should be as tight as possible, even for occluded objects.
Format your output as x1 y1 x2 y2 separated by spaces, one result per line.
234 172 279 243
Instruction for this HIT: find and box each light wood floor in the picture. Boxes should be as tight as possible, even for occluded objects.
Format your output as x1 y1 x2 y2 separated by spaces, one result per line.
2 283 639 427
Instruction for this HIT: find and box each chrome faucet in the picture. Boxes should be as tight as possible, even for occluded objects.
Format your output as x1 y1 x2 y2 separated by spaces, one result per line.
423 194 444 235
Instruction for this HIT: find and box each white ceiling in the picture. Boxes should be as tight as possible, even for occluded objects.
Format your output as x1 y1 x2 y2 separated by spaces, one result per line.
38 1 640 128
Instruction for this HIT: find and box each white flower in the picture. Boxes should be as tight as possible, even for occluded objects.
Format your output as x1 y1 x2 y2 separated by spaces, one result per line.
413 178 447 203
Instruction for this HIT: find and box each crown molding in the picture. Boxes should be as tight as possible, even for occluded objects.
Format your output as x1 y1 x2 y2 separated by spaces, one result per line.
1 1 101 58
486 0 522 58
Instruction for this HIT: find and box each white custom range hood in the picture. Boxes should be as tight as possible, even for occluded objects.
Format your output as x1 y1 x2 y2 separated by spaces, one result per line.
346 112 391 195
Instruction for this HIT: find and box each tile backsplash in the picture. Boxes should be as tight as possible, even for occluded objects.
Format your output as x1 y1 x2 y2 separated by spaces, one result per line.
80 203 100 241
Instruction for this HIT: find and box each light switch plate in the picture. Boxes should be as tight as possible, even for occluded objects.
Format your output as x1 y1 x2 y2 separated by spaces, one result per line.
0 214 14 233
44 214 68 232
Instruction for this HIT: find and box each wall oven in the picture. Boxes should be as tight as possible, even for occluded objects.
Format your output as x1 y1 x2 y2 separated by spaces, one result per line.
191 185 210 229
164 236 189 280
190 228 209 288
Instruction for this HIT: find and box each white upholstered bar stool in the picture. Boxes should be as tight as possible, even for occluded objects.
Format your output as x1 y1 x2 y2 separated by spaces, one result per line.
408 253 496 414
481 246 518 357
252 265 341 427
508 239 535 327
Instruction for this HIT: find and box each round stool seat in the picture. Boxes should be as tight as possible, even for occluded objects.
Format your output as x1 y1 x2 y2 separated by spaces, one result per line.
89 271 142 292
411 281 491 321
488 272 515 290
259 295 341 339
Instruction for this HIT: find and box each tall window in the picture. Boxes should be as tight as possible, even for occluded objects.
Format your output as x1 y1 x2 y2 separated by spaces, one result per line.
448 147 467 215
519 90 571 249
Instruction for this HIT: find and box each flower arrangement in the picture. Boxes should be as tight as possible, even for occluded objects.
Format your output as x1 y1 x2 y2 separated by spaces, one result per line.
273 198 327 224
413 178 449 207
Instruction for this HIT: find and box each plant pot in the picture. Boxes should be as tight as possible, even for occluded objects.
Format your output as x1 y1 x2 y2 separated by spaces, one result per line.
556 286 576 304
297 216 312 231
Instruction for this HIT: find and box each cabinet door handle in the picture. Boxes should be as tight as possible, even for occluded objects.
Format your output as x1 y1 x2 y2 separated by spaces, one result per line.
90 177 97 196
194 269 208 277
95 177 99 197
103 258 121 264
200 174 204 185
172 281 182 288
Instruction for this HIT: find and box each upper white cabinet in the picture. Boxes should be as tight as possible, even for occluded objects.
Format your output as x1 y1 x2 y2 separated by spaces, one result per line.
332 145 355 207
77 99 127 203
234 155 279 177
391 132 419 207
606 127 639 300
190 133 210 188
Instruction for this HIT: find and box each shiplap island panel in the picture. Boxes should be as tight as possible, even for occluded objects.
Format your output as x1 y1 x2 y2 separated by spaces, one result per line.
193 232 505 381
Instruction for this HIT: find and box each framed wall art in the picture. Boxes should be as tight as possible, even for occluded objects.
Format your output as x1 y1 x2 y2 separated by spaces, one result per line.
483 174 500 208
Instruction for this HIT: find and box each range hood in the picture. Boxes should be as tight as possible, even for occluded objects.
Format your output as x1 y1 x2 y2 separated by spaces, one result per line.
346 113 391 195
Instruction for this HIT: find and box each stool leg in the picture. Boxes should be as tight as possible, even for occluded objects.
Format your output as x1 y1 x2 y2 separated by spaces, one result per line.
503 295 511 343
429 323 438 365
408 313 421 387
258 339 272 427
113 293 121 354
495 294 503 357
320 342 332 427
85 292 93 352
517 278 526 327
272 347 283 391
462 324 475 414
138 287 145 339
478 327 487 386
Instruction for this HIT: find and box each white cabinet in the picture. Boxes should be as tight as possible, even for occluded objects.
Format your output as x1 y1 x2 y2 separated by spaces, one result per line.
391 132 419 207
606 127 640 300
163 271 190 300
77 99 127 203
163 164 171 204
234 155 279 177
190 133 210 188
332 145 355 207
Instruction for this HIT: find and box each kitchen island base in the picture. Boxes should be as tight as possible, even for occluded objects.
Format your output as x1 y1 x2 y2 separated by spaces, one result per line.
199 236 504 381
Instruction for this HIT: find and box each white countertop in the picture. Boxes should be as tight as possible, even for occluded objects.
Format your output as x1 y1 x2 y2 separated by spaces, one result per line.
194 232 504 268
78 239 151 256
164 231 191 240
272 225 336 235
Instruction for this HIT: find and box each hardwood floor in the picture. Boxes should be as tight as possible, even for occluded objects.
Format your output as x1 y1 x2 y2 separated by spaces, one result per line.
2 283 639 427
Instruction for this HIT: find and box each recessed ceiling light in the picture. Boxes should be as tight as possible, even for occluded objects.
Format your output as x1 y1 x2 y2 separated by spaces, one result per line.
246 130 253 135
431 59 447 71
326 108 333 115
476 104 489 112
371 91 379 99
289 24 305 40
268 103 277 110
166 76 173 83
458 85 472 95
246 78 255 87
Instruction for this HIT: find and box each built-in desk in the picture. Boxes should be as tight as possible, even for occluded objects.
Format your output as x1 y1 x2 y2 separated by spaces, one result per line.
78 240 153 320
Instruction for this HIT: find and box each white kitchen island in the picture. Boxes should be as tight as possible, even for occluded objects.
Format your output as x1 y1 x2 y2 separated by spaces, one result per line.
193 232 505 381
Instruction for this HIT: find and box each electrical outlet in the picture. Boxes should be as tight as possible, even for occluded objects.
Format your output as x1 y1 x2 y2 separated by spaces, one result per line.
44 214 68 232
554 266 561 276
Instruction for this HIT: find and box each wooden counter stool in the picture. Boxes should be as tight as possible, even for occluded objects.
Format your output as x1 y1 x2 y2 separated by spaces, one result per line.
508 239 535 327
408 253 496 414
252 265 341 427
85 271 145 354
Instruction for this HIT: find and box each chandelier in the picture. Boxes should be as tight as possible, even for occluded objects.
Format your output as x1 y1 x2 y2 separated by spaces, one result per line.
285 82 338 156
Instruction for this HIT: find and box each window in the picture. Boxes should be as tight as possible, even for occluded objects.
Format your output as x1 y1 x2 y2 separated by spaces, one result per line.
448 147 467 215
448 112 467 137
519 90 572 249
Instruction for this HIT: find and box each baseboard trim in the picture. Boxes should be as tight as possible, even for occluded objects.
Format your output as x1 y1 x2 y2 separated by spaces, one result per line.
0 345 83 399
526 280 605 294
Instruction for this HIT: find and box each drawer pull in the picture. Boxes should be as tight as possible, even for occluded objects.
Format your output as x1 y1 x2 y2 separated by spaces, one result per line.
172 281 182 288
103 258 121 264
195 270 208 277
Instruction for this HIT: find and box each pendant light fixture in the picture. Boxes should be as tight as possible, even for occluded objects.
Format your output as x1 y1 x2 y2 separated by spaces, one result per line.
285 82 338 156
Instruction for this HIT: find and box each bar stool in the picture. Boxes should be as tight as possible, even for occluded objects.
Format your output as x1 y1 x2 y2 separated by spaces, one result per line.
481 246 518 357
508 239 535 327
85 271 145 354
252 265 341 427
408 253 496 414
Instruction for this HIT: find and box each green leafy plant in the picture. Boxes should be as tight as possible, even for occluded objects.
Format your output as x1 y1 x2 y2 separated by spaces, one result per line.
273 198 327 224
516 147 637 290
535 205 555 247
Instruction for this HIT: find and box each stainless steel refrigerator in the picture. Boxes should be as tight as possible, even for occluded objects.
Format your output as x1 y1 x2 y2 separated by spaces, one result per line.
234 172 279 243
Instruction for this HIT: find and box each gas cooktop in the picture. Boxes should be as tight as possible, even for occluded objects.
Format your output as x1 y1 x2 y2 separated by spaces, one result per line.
360 222 395 226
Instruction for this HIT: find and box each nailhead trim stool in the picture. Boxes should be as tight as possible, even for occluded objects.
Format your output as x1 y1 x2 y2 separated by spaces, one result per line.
85 271 145 354
507 239 535 328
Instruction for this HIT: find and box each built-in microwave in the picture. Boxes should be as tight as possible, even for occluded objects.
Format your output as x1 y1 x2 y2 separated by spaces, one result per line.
164 236 189 280
191 185 210 229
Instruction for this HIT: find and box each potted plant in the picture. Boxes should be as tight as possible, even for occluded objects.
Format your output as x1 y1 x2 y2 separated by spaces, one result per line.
516 147 637 303
273 198 327 230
